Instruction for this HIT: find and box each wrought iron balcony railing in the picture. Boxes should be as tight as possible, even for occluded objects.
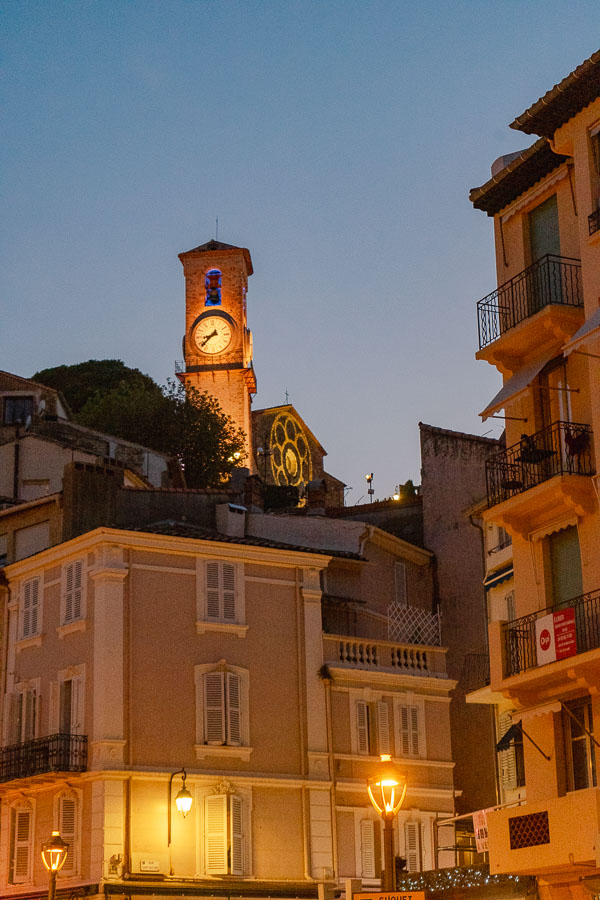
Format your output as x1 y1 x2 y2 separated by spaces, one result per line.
477 255 582 350
503 587 600 677
589 207 600 236
0 733 87 783
486 421 594 508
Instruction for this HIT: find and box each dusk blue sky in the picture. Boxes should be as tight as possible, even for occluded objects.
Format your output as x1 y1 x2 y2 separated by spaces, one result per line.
2 2 598 502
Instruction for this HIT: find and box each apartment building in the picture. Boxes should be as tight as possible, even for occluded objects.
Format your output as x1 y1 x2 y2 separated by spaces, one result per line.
469 50 600 897
0 488 457 899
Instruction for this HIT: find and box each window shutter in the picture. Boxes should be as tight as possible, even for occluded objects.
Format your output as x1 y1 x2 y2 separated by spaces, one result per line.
72 560 83 619
398 705 410 756
222 564 236 621
206 563 221 619
58 796 77 874
377 701 390 755
404 820 421 872
230 794 244 875
360 819 376 878
356 701 370 755
395 563 407 607
71 676 84 735
12 808 32 883
49 681 60 734
204 794 228 874
204 673 226 744
226 672 242 746
60 680 72 733
409 706 420 756
498 712 517 791
6 693 21 745
30 579 39 635
23 580 32 637
23 689 37 741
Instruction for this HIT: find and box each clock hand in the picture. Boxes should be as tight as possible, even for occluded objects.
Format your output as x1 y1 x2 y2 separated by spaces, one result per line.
201 329 218 347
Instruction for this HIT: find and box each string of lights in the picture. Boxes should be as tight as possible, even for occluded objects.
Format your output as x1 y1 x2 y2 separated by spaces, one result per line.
396 864 533 893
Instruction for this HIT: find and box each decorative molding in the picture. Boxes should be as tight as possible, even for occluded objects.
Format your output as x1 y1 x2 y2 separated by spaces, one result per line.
194 745 253 762
57 620 87 639
15 635 42 652
196 621 248 638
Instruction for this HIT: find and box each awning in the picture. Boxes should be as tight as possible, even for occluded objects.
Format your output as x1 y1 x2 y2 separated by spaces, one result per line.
479 352 554 421
563 307 600 356
512 701 561 723
483 565 514 590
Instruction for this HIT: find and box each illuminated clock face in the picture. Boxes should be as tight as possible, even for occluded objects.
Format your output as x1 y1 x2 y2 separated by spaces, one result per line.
194 316 233 354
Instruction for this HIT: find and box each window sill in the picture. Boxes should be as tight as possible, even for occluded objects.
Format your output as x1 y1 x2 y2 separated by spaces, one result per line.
15 634 42 652
196 621 248 638
194 744 253 762
57 619 87 639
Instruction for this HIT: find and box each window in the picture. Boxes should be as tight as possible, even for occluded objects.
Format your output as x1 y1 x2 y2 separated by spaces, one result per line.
497 712 525 792
195 664 250 759
354 699 390 756
20 577 41 640
197 560 245 632
50 667 85 736
395 700 425 758
9 803 33 884
359 819 377 878
205 268 222 306
54 791 80 876
564 696 597 791
5 682 39 745
61 559 86 625
404 820 422 872
3 396 34 426
201 790 250 875
548 526 583 606
394 562 407 607
505 590 515 623
0 534 7 567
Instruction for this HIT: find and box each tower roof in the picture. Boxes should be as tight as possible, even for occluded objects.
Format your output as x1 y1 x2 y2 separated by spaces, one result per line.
178 239 253 274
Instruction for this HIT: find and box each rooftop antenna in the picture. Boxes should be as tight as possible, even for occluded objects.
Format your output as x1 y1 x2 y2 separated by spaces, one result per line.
285 388 289 404
215 217 219 240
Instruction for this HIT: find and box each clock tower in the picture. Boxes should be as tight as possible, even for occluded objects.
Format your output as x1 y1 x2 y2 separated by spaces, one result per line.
177 240 257 470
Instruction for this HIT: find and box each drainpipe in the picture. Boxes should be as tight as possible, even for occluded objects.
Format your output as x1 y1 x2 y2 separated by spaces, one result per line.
13 426 20 500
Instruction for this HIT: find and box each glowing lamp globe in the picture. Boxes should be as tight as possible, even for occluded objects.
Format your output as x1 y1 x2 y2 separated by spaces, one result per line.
367 754 407 821
175 784 193 818
41 831 69 873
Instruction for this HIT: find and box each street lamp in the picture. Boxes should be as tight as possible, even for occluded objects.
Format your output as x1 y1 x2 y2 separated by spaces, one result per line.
41 831 68 900
168 768 193 847
367 754 407 891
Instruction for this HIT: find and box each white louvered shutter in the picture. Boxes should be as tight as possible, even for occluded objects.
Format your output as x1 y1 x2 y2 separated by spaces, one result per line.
377 701 390 755
71 676 84 735
498 712 517 791
226 672 241 745
204 673 226 744
206 562 221 619
230 794 244 875
356 701 369 755
360 820 376 878
12 808 32 883
395 562 407 606
58 796 77 874
6 693 21 745
64 562 83 623
409 706 420 756
399 705 420 757
404 821 422 872
222 564 236 621
22 578 39 638
23 689 37 741
205 794 228 874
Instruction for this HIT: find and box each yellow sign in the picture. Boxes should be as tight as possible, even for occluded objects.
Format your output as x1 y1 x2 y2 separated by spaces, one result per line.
355 893 425 900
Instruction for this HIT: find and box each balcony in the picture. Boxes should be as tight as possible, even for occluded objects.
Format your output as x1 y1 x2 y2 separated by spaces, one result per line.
503 587 600 678
477 255 582 350
589 207 600 236
486 420 594 514
0 733 88 784
487 788 600 873
323 634 448 679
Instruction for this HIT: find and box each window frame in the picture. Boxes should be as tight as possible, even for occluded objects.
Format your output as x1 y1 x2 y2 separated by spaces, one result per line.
59 559 87 634
9 800 35 885
194 663 251 761
3 395 34 426
394 697 426 759
564 695 597 792
196 786 252 876
196 559 247 637
50 665 86 736
4 679 40 746
19 576 42 642
53 789 81 878
353 698 391 757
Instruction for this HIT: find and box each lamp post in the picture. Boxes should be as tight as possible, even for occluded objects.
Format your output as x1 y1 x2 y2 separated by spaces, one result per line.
168 768 193 847
367 754 407 891
41 831 69 900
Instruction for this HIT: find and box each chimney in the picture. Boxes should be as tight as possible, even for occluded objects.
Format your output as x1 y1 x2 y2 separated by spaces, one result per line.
243 474 264 512
306 478 327 515
216 503 246 538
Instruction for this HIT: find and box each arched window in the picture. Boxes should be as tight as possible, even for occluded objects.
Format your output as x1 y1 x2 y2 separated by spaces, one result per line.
205 269 222 306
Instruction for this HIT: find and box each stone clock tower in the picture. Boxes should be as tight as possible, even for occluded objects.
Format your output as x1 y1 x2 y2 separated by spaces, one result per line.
177 240 256 470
